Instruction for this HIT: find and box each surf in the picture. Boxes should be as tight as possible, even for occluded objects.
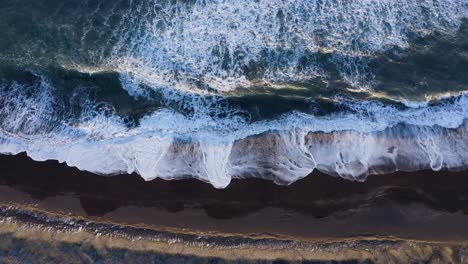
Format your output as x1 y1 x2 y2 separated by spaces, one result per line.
0 0 467 188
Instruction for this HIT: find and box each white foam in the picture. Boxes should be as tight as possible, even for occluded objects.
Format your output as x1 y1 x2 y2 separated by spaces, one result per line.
1 73 468 187
105 0 467 94
1 1 468 188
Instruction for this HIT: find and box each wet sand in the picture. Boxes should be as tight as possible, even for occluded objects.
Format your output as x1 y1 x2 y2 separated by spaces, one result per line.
0 153 468 262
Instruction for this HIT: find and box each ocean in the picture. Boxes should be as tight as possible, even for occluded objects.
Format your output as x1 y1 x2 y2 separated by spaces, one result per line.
1 0 468 188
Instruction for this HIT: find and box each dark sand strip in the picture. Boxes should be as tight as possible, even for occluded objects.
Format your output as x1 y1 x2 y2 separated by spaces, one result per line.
1 153 468 239
0 153 467 262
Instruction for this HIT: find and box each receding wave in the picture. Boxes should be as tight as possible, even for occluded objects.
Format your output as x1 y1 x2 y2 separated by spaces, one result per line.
0 0 467 187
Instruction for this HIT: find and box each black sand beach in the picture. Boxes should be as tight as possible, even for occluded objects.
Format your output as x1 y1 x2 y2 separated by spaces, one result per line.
2 1 468 263
0 153 467 262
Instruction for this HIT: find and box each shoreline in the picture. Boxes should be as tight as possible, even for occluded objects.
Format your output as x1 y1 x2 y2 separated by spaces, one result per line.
0 205 466 263
0 153 468 261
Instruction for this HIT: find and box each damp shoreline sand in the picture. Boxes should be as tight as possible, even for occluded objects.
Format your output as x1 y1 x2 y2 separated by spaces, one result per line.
0 153 468 262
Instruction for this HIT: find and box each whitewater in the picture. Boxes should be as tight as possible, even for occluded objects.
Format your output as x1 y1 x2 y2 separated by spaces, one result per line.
0 0 468 187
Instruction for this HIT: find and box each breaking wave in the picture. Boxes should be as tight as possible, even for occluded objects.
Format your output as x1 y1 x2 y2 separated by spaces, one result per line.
0 0 468 187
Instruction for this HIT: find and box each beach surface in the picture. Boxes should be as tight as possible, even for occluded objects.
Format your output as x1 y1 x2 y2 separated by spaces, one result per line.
0 153 467 263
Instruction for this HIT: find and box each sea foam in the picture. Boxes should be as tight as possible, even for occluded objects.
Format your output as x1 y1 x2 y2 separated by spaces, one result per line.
1 73 468 188
1 0 468 188
107 0 468 93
